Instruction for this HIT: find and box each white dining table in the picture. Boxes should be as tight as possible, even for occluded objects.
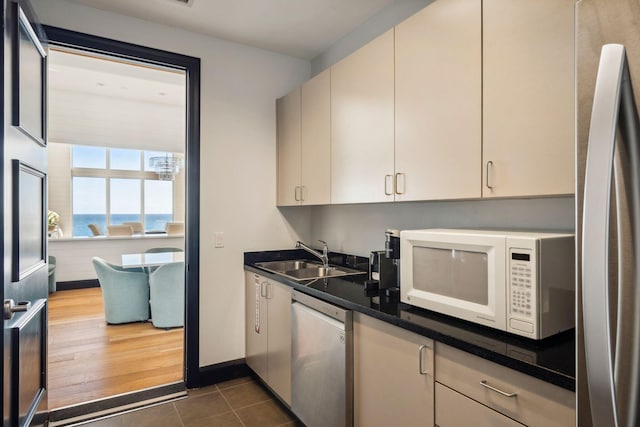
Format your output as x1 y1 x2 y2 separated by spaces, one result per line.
121 251 184 269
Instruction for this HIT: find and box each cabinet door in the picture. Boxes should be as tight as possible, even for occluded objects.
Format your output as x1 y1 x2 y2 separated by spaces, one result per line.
245 272 268 381
276 87 301 206
482 0 574 197
395 0 481 201
353 313 434 427
331 30 395 204
266 281 292 405
435 383 525 427
300 68 331 205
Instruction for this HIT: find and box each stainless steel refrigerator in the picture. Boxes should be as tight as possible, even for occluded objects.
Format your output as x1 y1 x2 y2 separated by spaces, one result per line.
578 1 640 426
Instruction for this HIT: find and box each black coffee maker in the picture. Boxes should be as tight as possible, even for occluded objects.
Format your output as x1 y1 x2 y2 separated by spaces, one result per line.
368 229 401 294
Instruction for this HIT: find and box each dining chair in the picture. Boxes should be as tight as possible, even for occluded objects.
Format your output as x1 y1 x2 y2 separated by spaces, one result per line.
149 261 185 328
107 224 134 236
88 223 104 236
165 221 185 235
92 257 150 324
122 221 143 234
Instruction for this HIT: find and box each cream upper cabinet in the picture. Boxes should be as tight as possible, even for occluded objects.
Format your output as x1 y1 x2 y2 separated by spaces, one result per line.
395 0 482 201
300 69 331 205
276 87 301 206
277 70 331 206
482 0 575 198
331 30 395 204
353 313 434 427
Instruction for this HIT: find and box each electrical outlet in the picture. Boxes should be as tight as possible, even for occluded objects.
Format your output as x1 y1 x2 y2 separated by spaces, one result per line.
214 232 224 248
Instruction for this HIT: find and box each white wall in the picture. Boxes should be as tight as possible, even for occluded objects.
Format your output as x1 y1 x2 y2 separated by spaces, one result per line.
49 235 185 282
33 0 312 367
48 142 72 232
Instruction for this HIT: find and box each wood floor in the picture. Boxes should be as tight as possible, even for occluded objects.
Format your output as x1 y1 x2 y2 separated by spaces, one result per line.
48 288 184 409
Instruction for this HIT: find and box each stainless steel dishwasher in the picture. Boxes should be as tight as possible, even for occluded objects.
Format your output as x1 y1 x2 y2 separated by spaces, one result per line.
291 289 353 427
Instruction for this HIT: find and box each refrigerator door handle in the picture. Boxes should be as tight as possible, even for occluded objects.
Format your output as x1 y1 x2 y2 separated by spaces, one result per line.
582 44 626 427
583 43 640 427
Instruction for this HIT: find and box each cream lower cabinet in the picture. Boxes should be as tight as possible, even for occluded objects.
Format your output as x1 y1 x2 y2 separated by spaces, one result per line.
436 383 525 427
244 272 292 405
482 0 575 197
435 343 575 427
353 313 434 427
394 0 482 201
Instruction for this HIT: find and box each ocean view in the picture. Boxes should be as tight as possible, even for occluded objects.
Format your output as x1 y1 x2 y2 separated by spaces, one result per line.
73 214 173 237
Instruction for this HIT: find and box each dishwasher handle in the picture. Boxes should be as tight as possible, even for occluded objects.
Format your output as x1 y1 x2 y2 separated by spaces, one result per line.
291 289 351 325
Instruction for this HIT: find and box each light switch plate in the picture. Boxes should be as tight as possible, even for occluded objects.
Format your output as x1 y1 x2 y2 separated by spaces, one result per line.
214 232 224 248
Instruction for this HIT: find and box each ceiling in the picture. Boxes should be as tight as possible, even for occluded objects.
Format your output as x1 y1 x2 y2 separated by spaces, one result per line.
63 0 400 59
48 48 186 152
49 48 185 106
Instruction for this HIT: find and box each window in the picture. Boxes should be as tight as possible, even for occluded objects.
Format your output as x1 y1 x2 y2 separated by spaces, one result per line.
72 146 106 169
71 145 178 237
72 177 107 236
144 180 173 232
110 148 141 171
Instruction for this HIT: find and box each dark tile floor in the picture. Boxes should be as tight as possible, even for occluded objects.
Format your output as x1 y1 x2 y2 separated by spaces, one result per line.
76 377 302 427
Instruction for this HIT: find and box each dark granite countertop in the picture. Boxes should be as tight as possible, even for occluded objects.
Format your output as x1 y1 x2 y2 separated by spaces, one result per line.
244 249 575 392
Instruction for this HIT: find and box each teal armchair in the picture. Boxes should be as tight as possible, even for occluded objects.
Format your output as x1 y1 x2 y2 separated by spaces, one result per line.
92 257 150 324
149 261 185 328
48 255 57 293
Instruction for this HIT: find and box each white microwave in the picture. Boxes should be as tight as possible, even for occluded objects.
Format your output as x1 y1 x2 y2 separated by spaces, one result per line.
400 229 575 339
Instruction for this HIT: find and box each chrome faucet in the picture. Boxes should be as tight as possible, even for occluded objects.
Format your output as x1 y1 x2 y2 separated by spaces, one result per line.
296 240 329 267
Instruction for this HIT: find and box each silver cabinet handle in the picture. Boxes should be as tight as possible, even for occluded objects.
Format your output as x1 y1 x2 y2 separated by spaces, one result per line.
294 186 301 201
480 380 517 397
266 283 273 299
4 299 30 320
395 173 405 195
418 344 431 375
384 175 394 195
260 281 268 298
486 161 494 189
300 186 305 202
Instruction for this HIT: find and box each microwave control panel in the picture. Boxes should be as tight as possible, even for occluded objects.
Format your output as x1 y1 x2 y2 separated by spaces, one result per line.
509 249 535 326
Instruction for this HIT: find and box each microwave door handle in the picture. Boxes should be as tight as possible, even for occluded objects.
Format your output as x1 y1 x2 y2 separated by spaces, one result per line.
582 43 624 427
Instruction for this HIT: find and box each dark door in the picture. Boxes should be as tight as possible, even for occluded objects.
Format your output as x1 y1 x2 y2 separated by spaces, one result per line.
2 0 48 426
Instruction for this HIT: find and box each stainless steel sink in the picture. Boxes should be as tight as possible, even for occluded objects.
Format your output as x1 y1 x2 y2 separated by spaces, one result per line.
255 259 366 282
255 260 315 272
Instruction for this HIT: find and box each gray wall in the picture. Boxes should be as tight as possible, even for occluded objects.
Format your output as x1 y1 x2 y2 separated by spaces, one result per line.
310 197 576 256
310 0 432 76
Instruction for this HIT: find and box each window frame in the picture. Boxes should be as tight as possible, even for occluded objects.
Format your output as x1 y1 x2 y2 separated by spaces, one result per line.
70 145 176 236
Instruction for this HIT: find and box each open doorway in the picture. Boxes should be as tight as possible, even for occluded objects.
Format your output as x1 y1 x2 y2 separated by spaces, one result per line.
46 47 186 409
45 27 200 416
